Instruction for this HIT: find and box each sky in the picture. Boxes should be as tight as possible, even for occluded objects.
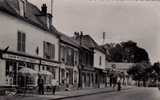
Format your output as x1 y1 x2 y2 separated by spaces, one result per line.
28 0 160 63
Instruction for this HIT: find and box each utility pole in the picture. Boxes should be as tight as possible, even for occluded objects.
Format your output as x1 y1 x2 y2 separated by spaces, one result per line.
51 0 54 15
102 32 106 45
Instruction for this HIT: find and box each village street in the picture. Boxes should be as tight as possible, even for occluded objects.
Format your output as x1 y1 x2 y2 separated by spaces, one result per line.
0 87 160 100
61 87 160 100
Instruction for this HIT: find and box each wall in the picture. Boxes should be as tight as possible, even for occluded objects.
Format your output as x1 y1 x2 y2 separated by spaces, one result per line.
93 49 106 69
0 11 59 61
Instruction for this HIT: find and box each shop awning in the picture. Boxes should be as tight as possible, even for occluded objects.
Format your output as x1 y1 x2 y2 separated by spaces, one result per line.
19 67 38 75
39 70 53 76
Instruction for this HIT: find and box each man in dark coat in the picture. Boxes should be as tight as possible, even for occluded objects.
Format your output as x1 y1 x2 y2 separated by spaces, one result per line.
37 76 44 95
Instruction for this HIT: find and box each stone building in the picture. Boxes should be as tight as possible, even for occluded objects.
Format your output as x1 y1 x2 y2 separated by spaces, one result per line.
0 0 60 89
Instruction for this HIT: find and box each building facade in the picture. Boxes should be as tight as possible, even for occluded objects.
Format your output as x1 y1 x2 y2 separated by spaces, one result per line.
94 48 106 88
74 33 98 88
76 34 107 88
59 34 79 90
0 0 60 88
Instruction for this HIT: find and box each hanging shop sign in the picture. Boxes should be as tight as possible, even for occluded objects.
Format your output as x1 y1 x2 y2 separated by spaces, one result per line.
2 53 40 64
41 60 59 67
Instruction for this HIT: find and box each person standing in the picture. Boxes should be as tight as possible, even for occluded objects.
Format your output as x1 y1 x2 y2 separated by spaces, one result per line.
117 76 121 91
51 80 58 95
37 76 44 95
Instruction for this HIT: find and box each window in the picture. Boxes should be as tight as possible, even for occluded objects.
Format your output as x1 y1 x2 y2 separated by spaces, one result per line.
42 66 45 70
51 68 56 79
99 56 102 65
74 51 78 66
60 46 65 62
74 71 77 83
17 31 26 52
66 47 74 66
61 69 65 84
43 41 55 60
27 63 34 70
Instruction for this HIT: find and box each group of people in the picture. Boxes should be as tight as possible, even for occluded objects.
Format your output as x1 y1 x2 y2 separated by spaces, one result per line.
37 76 58 95
110 75 122 91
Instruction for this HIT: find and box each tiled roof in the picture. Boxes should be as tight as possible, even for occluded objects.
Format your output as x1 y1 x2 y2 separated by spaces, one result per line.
76 35 105 53
0 0 59 36
81 35 98 48
59 32 92 52
59 32 80 48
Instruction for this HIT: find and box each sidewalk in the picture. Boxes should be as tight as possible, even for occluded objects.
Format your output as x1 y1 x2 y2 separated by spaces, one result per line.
0 86 134 100
34 86 133 100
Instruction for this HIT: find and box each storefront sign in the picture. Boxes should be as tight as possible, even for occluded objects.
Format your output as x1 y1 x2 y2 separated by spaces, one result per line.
2 53 40 64
41 60 59 67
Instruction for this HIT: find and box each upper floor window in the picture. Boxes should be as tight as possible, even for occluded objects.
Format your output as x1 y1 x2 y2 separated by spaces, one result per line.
74 51 78 66
99 56 102 65
66 47 74 66
17 31 26 52
60 46 65 62
43 41 55 60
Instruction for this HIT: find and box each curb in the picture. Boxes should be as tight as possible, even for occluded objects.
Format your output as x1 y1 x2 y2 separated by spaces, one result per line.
49 87 132 100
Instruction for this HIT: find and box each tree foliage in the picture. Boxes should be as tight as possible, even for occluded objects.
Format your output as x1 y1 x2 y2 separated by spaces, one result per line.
103 40 150 63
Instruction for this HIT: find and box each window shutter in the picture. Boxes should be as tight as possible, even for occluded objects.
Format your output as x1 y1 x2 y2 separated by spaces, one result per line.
17 32 21 51
22 33 26 52
52 44 55 59
43 41 45 58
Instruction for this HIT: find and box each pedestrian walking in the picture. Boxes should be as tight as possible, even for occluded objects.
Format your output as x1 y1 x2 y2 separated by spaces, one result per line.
51 80 58 95
117 76 121 91
37 76 44 95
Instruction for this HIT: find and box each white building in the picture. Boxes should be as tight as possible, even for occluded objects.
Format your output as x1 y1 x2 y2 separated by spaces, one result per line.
94 48 106 88
0 0 60 88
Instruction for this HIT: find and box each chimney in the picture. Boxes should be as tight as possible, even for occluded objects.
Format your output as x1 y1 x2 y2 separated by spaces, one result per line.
47 14 53 29
41 4 47 15
80 31 83 45
39 4 53 29
80 31 83 36
74 32 79 40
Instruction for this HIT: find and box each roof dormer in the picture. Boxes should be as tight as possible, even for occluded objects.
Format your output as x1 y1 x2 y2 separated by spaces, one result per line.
18 0 27 17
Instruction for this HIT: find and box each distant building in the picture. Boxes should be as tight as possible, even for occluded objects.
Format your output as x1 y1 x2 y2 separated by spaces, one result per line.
0 0 60 88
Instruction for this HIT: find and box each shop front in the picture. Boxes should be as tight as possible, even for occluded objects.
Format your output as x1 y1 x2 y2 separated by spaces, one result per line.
95 68 107 88
81 66 95 88
1 53 40 88
40 59 60 92
59 65 79 90
0 52 60 94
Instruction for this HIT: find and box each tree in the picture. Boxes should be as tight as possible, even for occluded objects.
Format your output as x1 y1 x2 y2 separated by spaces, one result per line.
102 40 150 63
121 41 149 63
134 47 149 63
127 63 151 87
153 62 160 75
151 62 160 82
109 44 124 62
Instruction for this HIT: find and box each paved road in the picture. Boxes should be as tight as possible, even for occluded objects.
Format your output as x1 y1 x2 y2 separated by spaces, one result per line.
60 88 160 100
0 87 160 100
